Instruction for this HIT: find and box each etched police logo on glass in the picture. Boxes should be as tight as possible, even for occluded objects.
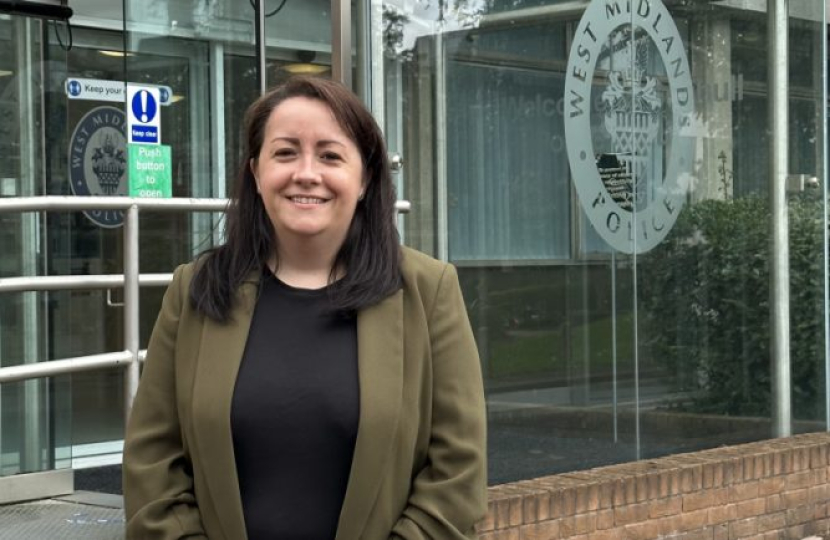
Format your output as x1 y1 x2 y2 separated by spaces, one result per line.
68 106 128 228
565 0 695 254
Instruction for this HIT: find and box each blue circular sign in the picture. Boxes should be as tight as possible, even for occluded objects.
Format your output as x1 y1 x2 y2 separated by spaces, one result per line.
67 79 81 97
159 87 170 104
131 89 158 124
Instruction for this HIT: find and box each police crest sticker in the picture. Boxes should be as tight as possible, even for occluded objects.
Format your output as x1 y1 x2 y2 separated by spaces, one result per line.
68 106 128 228
564 0 695 254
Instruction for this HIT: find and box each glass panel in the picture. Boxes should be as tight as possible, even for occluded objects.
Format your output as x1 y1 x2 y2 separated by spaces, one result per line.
636 2 828 458
0 11 72 476
375 0 829 485
377 0 642 484
265 0 332 88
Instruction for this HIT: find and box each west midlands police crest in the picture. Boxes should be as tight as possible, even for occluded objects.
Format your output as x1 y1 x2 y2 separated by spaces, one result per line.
69 106 128 228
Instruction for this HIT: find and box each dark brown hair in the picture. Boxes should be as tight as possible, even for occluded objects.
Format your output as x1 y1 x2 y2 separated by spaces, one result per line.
190 76 401 321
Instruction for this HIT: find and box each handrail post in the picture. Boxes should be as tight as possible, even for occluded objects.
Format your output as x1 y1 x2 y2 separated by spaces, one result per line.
124 204 140 424
769 0 791 438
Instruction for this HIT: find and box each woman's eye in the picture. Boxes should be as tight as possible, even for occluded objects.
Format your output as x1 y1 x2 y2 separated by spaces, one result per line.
321 152 342 161
274 149 295 158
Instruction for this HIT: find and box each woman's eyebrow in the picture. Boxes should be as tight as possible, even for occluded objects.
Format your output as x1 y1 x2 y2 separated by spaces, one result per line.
267 137 346 148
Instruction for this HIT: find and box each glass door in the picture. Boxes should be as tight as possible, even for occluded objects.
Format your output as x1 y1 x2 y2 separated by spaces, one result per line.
0 11 72 477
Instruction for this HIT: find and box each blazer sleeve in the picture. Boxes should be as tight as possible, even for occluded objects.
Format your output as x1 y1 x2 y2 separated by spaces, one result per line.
122 264 208 540
390 264 488 540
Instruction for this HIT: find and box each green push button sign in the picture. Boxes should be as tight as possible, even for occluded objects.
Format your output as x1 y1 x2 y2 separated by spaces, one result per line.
128 143 172 198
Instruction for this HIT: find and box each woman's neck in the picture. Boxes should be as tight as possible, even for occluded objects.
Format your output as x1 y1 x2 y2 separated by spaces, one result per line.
271 240 341 289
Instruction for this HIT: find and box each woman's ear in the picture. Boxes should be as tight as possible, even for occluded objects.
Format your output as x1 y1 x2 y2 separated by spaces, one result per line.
250 159 260 193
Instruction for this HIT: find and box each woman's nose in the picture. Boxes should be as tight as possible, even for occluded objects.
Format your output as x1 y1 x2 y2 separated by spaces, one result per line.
292 153 321 183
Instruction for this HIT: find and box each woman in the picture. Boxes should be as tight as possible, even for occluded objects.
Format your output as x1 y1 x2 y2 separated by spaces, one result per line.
122 76 487 540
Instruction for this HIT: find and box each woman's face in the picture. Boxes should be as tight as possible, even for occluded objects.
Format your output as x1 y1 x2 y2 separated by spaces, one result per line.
251 96 365 256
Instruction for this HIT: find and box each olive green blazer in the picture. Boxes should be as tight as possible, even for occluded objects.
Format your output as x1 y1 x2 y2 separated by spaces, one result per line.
123 246 487 540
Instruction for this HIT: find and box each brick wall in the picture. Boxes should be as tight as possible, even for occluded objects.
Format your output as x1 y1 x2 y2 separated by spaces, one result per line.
479 432 830 540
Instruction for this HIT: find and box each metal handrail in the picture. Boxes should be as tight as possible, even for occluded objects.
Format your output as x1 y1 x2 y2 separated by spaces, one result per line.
0 352 133 384
0 196 412 419
0 273 174 292
0 195 229 213
0 196 228 421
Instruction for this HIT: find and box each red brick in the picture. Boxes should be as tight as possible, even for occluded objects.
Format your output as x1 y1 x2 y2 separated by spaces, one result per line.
782 488 809 508
712 523 729 540
809 444 827 469
742 455 757 481
681 467 703 493
598 482 614 510
522 495 539 524
784 524 806 539
614 503 649 526
785 471 812 490
586 483 600 512
561 488 577 516
649 496 682 518
621 520 662 540
492 498 511 530
658 470 671 498
596 509 614 530
684 488 728 512
757 476 784 497
669 470 683 495
785 504 813 525
707 503 737 525
756 510 786 533
728 517 758 538
508 497 523 527
491 528 520 540
765 494 783 513
616 477 636 505
548 491 562 520
734 498 765 519
678 509 708 532
677 528 715 540
560 513 598 537
536 492 551 521
729 482 759 502
478 507 495 532
583 529 620 540
518 520 559 540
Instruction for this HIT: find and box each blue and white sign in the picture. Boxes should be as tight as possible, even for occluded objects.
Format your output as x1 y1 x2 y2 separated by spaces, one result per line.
65 78 173 106
126 84 161 145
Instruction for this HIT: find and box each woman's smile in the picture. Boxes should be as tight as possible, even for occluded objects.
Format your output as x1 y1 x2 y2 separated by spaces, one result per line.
288 195 330 205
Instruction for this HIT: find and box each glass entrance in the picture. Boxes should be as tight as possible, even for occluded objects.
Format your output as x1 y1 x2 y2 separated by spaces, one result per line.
0 10 72 476
1 0 339 480
374 0 829 485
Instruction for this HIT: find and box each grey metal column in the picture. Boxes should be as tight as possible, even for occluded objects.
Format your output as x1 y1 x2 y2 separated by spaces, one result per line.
332 0 352 89
123 205 140 421
434 31 448 262
769 0 791 438
16 14 44 473
823 0 829 432
254 0 267 95
210 42 227 247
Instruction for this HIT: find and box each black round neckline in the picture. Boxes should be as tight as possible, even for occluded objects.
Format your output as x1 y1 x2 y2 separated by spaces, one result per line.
263 267 333 296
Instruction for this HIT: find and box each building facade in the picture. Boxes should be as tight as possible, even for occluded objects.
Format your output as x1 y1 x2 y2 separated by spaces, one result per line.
0 0 828 501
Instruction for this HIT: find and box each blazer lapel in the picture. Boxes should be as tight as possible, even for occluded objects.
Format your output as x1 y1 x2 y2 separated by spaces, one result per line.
335 289 404 540
190 276 259 540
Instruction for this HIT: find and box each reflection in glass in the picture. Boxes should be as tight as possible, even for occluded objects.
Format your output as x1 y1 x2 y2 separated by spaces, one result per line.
379 0 828 485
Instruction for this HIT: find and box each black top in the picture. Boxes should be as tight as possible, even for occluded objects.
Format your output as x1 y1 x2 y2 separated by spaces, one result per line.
230 271 359 540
